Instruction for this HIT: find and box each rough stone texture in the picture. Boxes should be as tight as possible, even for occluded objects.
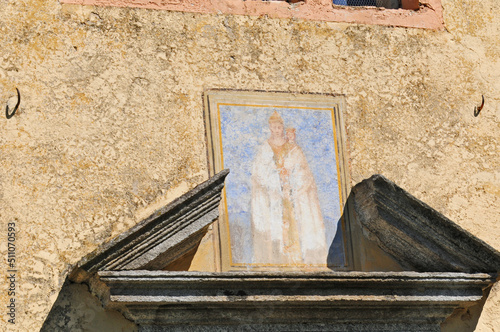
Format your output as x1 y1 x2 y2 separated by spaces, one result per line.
97 270 495 331
351 174 500 273
0 0 499 331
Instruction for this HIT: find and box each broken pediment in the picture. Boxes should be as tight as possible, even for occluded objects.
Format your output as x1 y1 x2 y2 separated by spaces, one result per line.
69 169 229 283
52 171 500 331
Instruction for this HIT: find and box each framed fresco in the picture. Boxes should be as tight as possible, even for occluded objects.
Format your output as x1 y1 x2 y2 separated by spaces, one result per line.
204 91 352 271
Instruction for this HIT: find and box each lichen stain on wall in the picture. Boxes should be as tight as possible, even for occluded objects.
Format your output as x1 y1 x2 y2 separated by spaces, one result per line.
0 0 499 330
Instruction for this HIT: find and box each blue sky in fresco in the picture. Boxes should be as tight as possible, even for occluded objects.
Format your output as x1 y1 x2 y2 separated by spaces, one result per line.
219 105 344 266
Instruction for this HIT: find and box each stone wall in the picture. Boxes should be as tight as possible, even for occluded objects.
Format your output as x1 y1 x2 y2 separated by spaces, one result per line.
0 0 498 330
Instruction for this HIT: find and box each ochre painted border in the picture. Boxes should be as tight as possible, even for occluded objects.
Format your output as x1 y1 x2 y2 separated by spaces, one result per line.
62 0 444 30
204 90 352 272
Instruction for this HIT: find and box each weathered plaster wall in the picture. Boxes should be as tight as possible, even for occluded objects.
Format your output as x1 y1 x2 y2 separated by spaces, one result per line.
0 0 498 330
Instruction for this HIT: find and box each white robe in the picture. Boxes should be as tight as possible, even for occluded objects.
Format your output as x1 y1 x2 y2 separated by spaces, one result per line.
251 142 286 264
251 141 330 265
284 145 330 264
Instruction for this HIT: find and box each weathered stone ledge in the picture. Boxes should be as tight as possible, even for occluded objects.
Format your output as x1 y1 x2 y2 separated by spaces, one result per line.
96 270 496 331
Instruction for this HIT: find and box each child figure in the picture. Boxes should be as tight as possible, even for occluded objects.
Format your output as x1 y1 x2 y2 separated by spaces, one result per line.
286 127 297 146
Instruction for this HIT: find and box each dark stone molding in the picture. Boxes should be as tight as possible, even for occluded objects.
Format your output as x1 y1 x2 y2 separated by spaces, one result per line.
96 270 496 331
351 174 500 273
69 169 229 283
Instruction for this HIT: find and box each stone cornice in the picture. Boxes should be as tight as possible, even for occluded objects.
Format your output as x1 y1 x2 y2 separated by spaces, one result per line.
69 169 229 283
96 270 496 330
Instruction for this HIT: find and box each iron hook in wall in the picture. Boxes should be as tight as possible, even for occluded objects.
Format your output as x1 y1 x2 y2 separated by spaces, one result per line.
474 95 484 117
5 88 20 119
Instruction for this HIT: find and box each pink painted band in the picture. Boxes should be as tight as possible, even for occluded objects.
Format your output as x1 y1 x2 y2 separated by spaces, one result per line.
61 0 444 30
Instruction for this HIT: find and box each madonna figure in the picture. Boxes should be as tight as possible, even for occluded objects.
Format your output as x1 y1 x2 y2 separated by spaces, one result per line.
251 111 329 265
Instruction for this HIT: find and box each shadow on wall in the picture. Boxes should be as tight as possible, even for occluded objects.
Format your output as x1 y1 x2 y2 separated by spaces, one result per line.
41 278 137 332
327 189 406 273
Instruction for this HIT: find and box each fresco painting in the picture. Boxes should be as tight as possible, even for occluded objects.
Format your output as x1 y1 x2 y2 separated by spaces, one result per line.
218 103 346 268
